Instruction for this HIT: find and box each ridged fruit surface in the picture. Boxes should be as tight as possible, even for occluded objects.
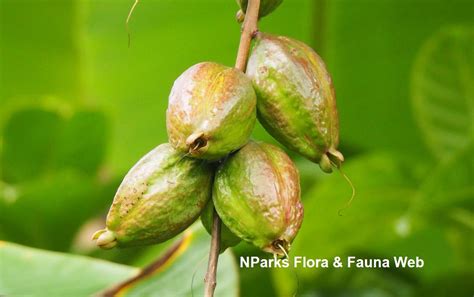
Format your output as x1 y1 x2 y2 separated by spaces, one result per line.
93 143 213 249
167 62 256 160
247 33 343 173
213 141 303 255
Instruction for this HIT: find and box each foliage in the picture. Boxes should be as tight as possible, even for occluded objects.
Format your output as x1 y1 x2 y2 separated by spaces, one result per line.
0 227 238 296
412 26 474 159
0 0 472 295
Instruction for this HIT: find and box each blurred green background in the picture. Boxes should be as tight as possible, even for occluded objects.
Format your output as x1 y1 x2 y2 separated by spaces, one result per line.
0 0 473 296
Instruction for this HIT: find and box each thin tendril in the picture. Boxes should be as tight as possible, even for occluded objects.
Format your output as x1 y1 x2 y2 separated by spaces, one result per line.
126 0 140 47
277 243 289 259
332 163 355 216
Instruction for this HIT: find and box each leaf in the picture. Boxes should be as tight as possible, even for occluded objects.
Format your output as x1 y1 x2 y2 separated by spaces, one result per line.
0 170 111 251
414 143 474 269
232 243 279 297
416 271 474 297
0 226 239 297
295 260 419 297
54 110 108 174
0 241 138 297
1 108 64 183
112 226 239 297
271 152 468 296
295 153 428 256
321 0 474 155
411 25 474 159
415 141 474 214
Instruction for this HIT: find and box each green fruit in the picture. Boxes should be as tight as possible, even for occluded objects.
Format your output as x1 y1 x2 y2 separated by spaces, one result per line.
166 62 256 160
92 143 213 249
247 33 344 173
236 0 283 22
213 141 303 255
201 199 241 252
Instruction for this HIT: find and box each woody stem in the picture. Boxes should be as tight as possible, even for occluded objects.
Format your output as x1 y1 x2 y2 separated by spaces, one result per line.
203 1 260 297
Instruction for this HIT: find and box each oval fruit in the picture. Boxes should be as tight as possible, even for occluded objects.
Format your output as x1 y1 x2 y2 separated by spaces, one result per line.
247 33 343 173
166 62 256 160
213 141 303 255
92 143 213 249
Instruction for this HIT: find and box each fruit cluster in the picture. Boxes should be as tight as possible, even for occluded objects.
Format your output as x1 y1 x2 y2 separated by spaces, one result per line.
93 0 342 256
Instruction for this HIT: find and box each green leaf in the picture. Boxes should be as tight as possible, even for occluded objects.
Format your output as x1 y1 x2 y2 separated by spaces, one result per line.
0 170 110 251
271 152 469 295
414 143 474 269
117 226 239 297
295 261 419 297
411 25 474 159
1 108 64 183
232 243 279 297
416 271 474 297
0 226 239 297
294 153 428 257
322 0 474 155
54 110 108 174
415 142 474 214
0 241 138 297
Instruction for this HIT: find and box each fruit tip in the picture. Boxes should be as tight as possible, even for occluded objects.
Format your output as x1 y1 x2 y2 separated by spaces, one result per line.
319 154 333 173
92 229 117 250
319 149 345 173
186 132 209 156
264 239 290 257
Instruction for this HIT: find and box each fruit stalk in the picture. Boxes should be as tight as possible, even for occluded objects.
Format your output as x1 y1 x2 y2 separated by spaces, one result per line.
204 209 221 297
235 0 261 72
204 0 260 296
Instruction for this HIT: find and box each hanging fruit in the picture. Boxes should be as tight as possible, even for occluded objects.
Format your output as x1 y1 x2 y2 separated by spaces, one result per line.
247 33 344 173
93 143 213 249
167 62 257 160
213 141 303 255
